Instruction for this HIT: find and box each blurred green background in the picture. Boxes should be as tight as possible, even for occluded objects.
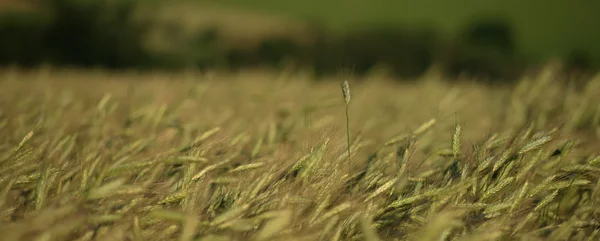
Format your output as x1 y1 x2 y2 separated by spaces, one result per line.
1 0 598 81
212 0 600 62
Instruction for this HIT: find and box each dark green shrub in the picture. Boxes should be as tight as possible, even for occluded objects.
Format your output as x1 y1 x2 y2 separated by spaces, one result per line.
192 27 225 70
0 9 53 66
443 17 522 82
308 26 437 79
462 17 516 54
565 49 595 73
41 0 155 68
0 0 158 69
257 37 303 68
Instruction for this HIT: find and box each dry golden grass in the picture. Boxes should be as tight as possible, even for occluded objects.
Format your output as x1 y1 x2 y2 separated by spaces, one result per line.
0 66 599 241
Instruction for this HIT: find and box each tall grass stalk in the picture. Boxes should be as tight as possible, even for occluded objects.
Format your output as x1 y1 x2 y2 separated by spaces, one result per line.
341 80 351 174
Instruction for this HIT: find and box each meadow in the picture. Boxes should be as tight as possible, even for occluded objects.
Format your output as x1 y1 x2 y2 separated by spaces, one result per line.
0 66 599 241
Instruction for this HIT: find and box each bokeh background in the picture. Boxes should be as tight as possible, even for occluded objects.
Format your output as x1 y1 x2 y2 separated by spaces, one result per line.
1 0 598 81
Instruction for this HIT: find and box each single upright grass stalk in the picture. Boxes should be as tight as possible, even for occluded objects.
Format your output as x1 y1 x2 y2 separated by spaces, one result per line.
341 80 351 174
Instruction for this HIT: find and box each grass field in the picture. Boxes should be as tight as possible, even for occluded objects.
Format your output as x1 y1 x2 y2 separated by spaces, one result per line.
0 67 599 241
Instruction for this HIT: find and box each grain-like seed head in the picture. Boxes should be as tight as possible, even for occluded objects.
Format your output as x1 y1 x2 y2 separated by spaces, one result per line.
341 80 351 104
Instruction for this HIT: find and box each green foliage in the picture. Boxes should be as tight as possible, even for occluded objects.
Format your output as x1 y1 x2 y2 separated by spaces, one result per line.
306 26 438 80
565 49 595 73
257 37 302 68
193 27 225 69
441 17 522 82
0 9 52 66
0 2 596 82
462 17 516 54
0 0 157 69
46 0 153 67
338 27 437 78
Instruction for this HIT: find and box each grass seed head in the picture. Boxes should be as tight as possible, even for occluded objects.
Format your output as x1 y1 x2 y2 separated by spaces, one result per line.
341 80 351 105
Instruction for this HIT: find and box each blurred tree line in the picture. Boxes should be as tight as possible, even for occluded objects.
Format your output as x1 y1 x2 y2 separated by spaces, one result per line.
0 0 596 82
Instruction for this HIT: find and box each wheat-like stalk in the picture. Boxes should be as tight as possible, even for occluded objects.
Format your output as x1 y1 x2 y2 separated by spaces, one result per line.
341 80 351 174
3 67 600 241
